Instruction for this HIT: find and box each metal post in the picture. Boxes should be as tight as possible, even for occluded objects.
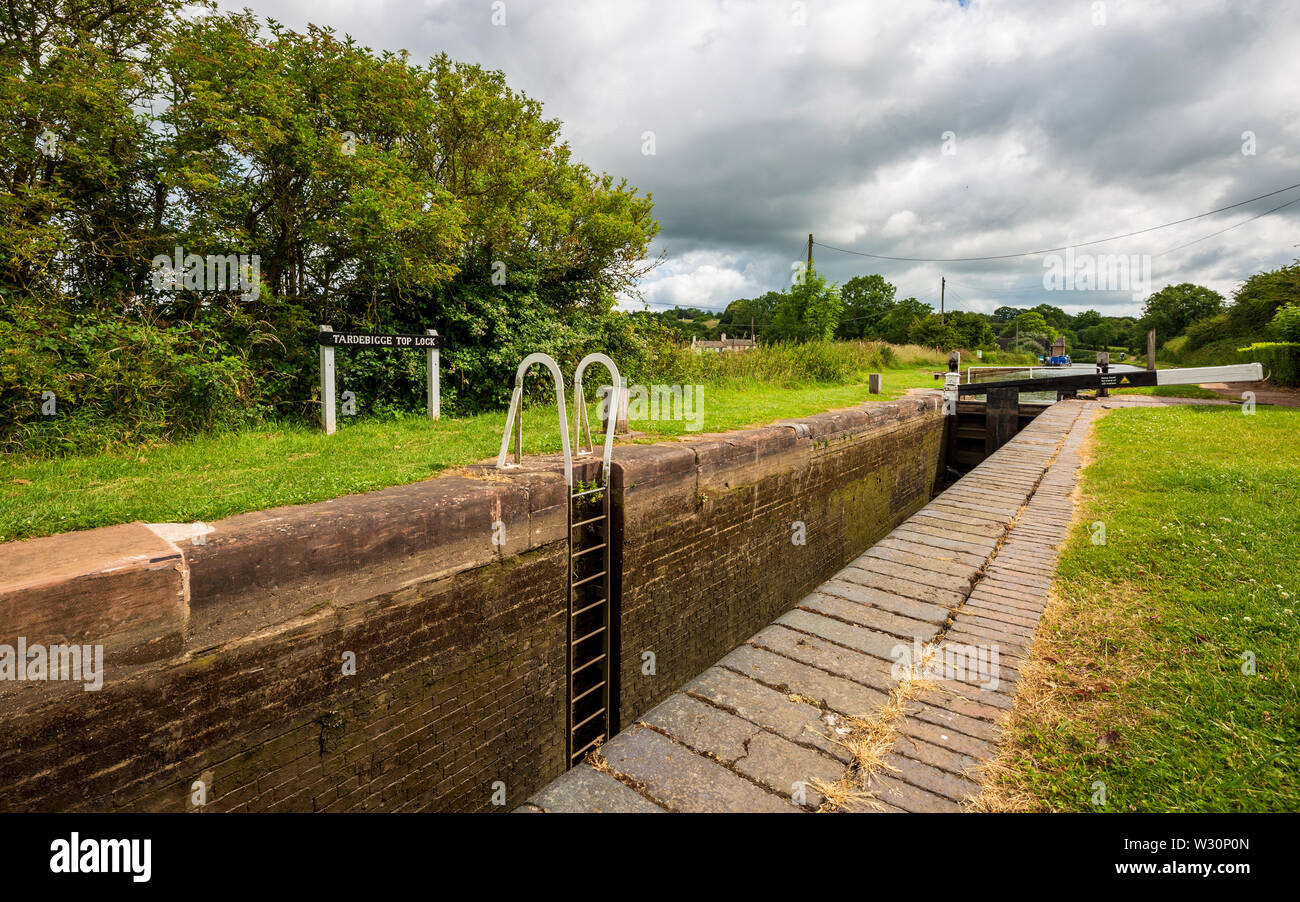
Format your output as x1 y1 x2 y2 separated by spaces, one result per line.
319 325 336 434
426 328 440 420
986 386 1019 454
943 367 961 478
598 383 629 434
1097 351 1110 398
514 405 523 465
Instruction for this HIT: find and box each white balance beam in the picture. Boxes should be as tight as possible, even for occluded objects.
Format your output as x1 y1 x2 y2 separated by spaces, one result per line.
1155 363 1263 386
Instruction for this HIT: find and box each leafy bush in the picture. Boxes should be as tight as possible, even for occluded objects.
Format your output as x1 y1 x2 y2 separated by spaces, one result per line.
1183 312 1233 353
1238 342 1300 387
1268 305 1300 342
1161 334 1190 360
1228 264 1300 335
0 304 262 455
1 3 659 453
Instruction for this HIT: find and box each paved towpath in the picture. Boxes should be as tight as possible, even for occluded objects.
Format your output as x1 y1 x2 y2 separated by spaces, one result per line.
521 400 1099 812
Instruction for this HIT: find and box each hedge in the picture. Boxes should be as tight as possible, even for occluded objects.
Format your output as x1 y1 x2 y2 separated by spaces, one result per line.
1238 342 1300 387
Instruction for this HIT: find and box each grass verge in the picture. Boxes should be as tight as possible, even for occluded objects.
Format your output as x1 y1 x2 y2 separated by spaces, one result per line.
0 367 941 542
980 404 1300 811
1111 384 1223 399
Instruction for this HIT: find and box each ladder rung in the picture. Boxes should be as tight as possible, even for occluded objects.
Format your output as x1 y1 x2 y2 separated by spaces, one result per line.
572 626 606 647
572 514 607 529
572 653 606 676
571 486 605 498
572 680 606 705
571 543 607 559
572 570 607 588
571 707 607 732
571 735 604 761
571 597 606 618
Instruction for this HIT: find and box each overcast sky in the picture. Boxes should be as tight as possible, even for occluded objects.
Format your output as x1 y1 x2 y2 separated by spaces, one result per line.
218 0 1300 317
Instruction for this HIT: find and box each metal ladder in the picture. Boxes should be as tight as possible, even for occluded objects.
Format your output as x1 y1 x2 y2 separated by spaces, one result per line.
566 354 621 766
497 352 621 768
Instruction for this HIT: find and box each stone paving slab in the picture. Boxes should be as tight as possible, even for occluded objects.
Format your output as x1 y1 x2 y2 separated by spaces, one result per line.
525 401 1099 812
522 762 665 813
594 725 801 812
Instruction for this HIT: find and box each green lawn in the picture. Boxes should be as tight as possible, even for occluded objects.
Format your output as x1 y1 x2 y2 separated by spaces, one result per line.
0 368 940 542
989 404 1300 811
1111 384 1223 399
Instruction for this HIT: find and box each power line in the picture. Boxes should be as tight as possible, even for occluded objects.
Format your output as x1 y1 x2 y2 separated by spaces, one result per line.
1154 194 1300 257
812 181 1300 263
942 195 1300 296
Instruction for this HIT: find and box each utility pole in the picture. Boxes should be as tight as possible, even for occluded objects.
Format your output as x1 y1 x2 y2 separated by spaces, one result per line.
807 233 814 275
940 276 945 323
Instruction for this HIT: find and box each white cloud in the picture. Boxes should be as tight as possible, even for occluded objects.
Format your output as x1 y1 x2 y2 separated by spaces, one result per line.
629 250 768 311
219 0 1300 318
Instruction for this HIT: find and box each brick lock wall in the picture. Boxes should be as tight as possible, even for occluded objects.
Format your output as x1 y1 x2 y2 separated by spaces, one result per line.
0 463 581 814
0 398 943 812
1 547 567 812
610 399 945 728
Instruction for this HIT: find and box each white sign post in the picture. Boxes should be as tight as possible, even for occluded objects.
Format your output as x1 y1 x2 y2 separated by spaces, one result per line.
318 325 443 433
320 325 337 434
426 329 440 420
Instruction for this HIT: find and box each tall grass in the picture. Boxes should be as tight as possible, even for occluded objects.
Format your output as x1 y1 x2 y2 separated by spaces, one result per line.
627 340 947 389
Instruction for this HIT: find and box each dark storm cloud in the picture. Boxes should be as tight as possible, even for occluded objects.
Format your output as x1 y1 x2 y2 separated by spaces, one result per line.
219 0 1300 315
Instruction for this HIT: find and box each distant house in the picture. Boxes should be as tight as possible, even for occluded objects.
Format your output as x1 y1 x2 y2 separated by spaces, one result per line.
691 333 756 352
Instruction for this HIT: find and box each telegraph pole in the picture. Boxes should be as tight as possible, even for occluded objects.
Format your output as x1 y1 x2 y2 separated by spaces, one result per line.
807 233 814 275
940 276 945 323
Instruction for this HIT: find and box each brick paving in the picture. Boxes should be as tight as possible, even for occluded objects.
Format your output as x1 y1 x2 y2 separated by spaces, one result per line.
520 400 1100 813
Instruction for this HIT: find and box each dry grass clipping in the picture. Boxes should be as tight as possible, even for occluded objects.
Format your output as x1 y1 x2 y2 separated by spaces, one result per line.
810 643 939 811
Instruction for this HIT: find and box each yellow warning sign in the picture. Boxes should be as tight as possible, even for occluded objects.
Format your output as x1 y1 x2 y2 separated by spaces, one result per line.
1120 376 1131 384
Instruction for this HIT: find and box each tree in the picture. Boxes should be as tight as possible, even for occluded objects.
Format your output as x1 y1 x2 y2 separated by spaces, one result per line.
769 270 842 342
0 1 664 437
945 311 996 349
1228 263 1300 335
719 291 780 339
1269 304 1300 342
992 306 1021 323
877 297 933 344
1078 322 1118 349
1072 309 1103 331
1031 303 1070 331
1013 311 1053 338
907 315 962 349
1174 312 1226 352
0 0 189 308
836 273 896 339
1140 283 1225 339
